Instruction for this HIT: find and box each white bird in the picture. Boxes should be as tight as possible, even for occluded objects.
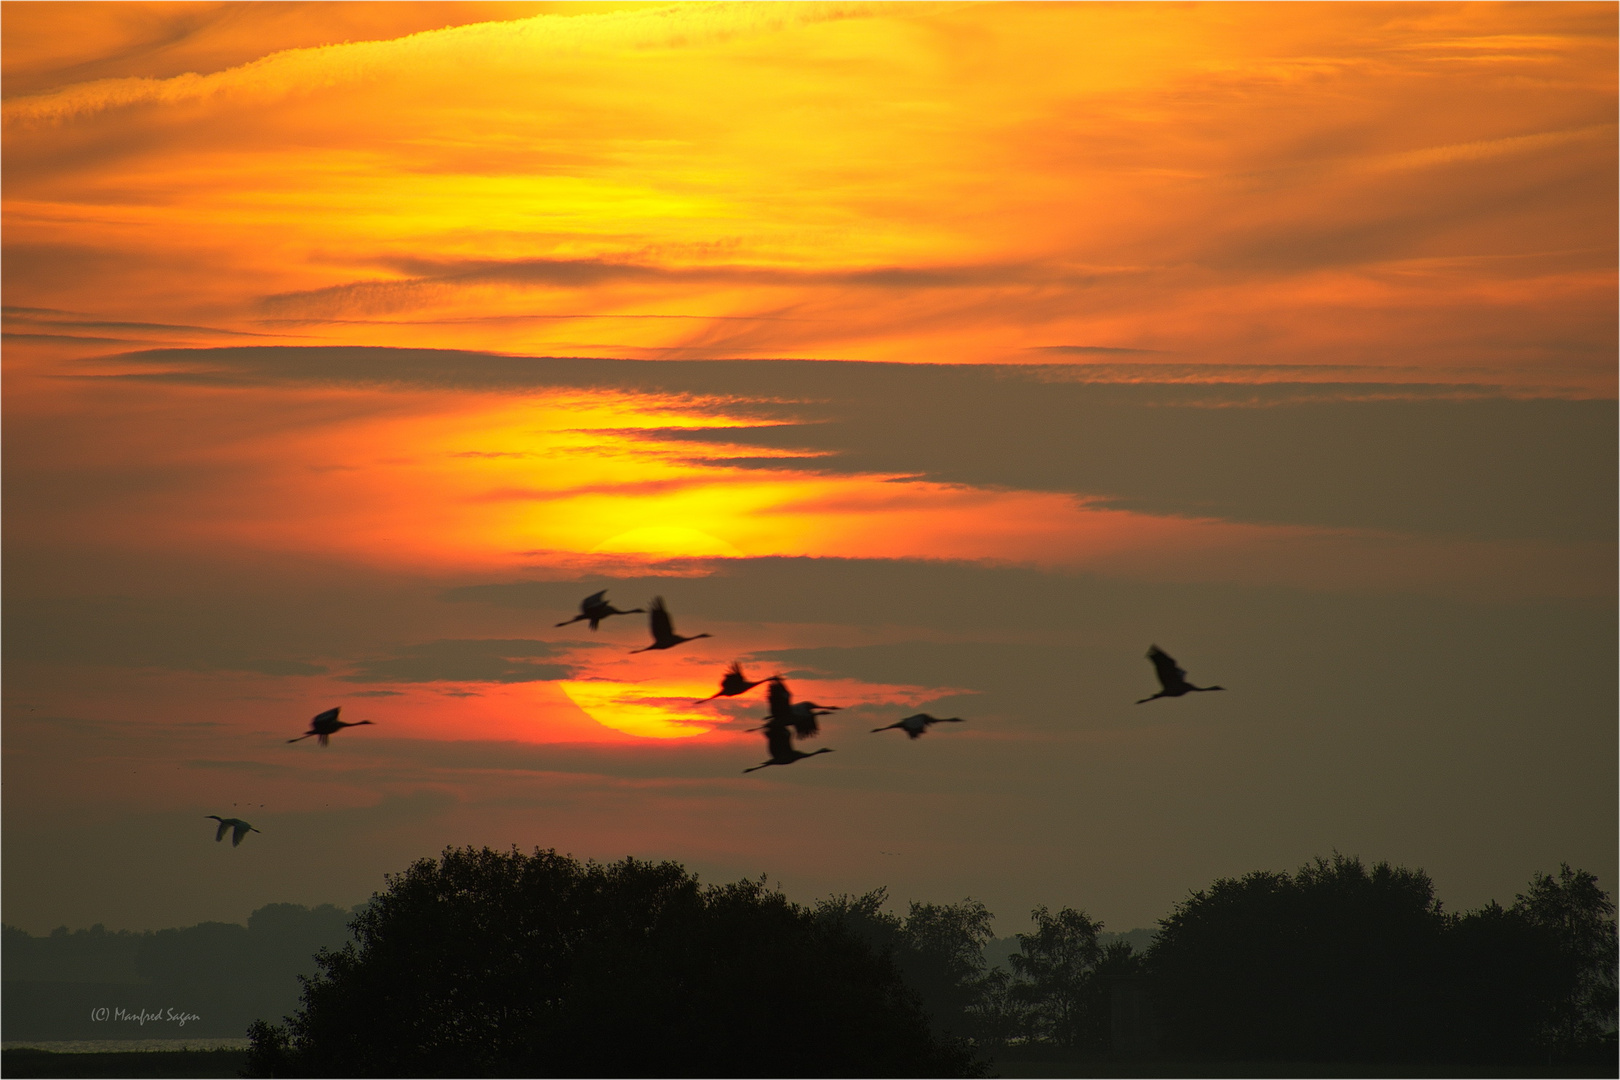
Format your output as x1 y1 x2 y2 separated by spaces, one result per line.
288 707 374 746
630 597 712 653
871 713 964 739
556 590 644 631
206 816 260 846
1137 645 1225 704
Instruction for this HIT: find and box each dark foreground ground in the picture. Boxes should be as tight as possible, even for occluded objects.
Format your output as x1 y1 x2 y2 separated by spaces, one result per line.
4 1048 1616 1078
2 1048 249 1077
989 1054 1618 1079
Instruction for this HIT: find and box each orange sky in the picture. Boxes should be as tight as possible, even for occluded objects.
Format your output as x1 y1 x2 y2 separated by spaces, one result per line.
3 2 1614 934
4 2 1614 385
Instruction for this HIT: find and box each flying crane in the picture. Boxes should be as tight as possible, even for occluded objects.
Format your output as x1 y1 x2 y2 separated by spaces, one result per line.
870 713 964 739
630 597 712 653
1137 645 1225 704
206 816 260 846
556 590 644 631
288 707 374 746
695 661 770 703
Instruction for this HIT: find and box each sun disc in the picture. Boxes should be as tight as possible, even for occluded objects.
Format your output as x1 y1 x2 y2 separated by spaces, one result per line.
590 526 743 558
559 681 714 739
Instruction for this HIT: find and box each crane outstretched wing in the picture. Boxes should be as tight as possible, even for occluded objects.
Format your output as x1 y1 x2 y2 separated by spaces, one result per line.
581 590 608 611
766 678 793 726
214 819 229 842
764 723 794 761
310 706 341 727
697 662 745 702
231 822 252 846
648 597 673 642
1147 646 1186 690
720 661 749 694
791 704 819 740
897 714 930 738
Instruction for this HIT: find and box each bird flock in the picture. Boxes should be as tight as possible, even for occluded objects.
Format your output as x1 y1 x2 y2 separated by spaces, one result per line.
205 589 1223 846
550 591 1223 774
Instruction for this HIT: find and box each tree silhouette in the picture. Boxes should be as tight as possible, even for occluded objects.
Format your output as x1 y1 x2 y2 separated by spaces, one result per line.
812 888 996 1042
1436 900 1566 1063
1513 864 1619 1061
899 899 997 1037
245 847 981 1078
963 965 1026 1051
1149 855 1447 1062
1008 906 1106 1050
1145 854 1617 1066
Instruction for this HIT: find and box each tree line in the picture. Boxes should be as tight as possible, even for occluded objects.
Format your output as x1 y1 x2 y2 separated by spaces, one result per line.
863 856 1616 1067
3 904 353 1040
242 847 1615 1077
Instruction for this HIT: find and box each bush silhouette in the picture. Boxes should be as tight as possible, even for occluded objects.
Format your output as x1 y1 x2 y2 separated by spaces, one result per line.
245 847 980 1078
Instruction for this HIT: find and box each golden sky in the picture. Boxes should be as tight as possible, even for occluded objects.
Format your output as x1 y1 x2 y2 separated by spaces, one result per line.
3 2 1615 933
6 1 1614 382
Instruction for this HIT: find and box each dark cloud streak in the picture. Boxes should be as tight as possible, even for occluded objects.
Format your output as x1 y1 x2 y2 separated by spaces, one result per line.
1033 345 1165 355
91 346 1612 542
259 257 1105 317
339 639 575 684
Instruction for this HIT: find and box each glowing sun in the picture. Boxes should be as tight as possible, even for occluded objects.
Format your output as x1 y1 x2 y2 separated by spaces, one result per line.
591 526 744 558
558 680 716 739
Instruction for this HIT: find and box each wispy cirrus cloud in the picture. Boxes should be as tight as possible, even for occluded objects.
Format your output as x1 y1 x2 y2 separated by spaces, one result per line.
7 3 1611 386
2 2 878 123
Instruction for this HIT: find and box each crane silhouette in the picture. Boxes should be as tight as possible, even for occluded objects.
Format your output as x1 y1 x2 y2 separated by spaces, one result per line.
695 661 770 703
1137 645 1225 703
630 596 711 653
206 816 260 846
743 723 835 773
744 679 835 773
556 590 644 631
288 707 374 746
871 713 964 739
753 677 838 738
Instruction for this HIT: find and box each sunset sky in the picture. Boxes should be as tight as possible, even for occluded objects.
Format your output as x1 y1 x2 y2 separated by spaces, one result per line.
3 1 1615 936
